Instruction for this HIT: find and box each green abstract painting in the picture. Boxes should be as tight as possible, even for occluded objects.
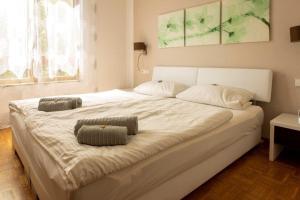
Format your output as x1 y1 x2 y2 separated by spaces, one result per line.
185 1 221 46
222 0 270 44
158 10 185 48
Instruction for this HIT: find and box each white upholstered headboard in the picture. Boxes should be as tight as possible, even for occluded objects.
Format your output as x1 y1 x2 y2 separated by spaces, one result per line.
152 66 273 102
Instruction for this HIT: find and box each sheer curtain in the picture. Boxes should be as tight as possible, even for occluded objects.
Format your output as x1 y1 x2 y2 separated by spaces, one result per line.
0 0 33 82
35 0 81 81
0 0 81 84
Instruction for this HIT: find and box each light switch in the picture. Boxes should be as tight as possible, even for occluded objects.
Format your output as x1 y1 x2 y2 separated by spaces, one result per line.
295 79 300 87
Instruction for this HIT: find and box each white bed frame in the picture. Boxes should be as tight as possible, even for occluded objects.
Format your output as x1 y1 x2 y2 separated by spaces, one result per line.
11 66 273 200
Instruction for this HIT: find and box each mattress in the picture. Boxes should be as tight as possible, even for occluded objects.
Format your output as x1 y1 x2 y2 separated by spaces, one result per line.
10 91 263 200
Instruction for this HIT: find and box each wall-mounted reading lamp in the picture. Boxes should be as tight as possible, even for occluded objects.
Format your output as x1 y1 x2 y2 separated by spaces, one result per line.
134 42 148 73
290 26 300 42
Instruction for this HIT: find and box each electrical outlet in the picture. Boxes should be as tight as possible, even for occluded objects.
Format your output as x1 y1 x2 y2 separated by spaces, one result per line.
295 79 300 87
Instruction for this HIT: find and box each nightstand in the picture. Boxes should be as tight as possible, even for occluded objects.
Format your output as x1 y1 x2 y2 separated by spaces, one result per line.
269 113 300 161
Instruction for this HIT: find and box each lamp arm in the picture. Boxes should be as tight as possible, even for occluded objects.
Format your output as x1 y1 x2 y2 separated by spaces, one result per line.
136 53 144 72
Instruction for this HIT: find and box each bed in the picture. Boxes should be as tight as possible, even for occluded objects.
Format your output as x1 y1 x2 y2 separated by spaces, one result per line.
9 66 273 200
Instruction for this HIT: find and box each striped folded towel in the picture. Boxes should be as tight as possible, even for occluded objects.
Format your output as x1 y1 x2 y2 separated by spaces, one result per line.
74 116 138 136
38 97 82 112
39 97 82 108
77 125 128 146
38 100 73 112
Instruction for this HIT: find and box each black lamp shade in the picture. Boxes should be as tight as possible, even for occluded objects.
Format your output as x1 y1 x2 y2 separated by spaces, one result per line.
134 42 147 53
290 26 300 42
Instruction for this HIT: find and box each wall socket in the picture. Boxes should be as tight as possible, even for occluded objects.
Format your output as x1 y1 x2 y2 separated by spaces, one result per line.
295 79 300 87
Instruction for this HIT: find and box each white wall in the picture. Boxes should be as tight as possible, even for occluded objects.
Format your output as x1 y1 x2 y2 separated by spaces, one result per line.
126 0 134 88
96 0 134 91
0 0 134 129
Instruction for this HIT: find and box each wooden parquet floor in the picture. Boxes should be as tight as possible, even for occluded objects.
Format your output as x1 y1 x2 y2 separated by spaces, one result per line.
1 128 300 200
0 129 35 200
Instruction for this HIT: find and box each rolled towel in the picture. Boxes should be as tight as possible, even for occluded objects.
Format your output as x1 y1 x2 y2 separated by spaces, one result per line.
74 116 138 136
77 125 128 146
39 97 82 109
38 100 74 112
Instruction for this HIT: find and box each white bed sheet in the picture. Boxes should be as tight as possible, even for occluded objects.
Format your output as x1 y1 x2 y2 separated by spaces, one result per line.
10 93 263 200
11 91 233 190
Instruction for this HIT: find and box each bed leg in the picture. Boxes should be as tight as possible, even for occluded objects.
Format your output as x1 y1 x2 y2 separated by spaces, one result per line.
14 149 18 156
32 184 40 200
14 149 22 165
29 178 40 200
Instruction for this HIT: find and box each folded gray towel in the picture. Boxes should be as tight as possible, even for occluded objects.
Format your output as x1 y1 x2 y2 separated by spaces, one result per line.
74 116 138 136
77 125 128 146
38 100 74 112
39 97 82 109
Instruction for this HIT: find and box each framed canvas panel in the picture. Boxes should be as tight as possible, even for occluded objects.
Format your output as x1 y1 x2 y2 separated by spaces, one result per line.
185 1 221 46
158 10 185 48
222 0 270 44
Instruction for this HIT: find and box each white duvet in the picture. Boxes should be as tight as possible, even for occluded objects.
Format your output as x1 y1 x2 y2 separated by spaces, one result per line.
10 90 233 191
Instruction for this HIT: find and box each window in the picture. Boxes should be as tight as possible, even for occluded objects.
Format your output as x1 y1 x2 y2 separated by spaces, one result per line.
0 0 81 85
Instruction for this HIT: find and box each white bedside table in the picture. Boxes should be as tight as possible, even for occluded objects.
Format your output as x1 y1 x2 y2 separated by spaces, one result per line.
269 113 300 161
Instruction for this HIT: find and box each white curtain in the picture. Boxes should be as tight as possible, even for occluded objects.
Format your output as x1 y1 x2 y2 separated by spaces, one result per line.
0 0 81 83
0 0 34 80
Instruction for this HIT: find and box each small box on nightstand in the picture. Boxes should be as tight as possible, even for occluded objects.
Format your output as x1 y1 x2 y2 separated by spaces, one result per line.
269 113 300 161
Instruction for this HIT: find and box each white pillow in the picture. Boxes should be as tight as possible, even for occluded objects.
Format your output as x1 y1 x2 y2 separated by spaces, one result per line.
134 81 187 97
176 84 254 110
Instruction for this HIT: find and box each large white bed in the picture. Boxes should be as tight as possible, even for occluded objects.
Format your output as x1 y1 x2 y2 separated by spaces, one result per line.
9 66 273 200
